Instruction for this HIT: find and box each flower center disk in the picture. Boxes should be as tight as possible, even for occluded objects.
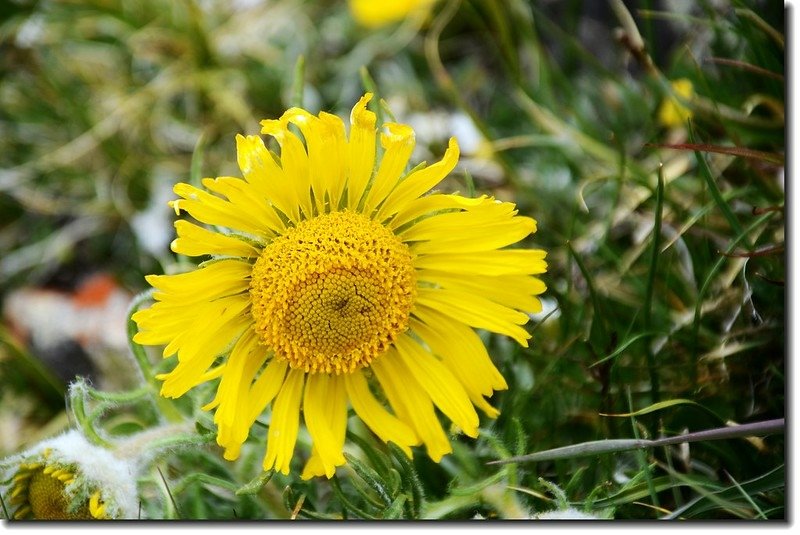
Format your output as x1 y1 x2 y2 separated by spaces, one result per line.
250 210 416 374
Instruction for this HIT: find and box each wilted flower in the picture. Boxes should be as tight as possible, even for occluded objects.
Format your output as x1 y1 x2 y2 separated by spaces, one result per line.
2 430 139 520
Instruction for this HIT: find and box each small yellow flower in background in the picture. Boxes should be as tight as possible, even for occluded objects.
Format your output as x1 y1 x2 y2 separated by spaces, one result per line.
2 430 138 519
657 78 695 128
349 0 436 28
133 93 547 479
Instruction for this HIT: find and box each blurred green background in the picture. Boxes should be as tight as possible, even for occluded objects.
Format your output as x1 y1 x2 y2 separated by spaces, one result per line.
0 0 785 520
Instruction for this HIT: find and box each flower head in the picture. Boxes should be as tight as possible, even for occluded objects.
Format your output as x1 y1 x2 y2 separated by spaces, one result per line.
349 0 436 28
2 430 139 519
657 78 695 128
132 93 547 478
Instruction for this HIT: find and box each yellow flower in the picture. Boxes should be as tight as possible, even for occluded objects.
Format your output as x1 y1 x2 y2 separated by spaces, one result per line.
133 93 547 479
349 0 436 28
657 78 695 128
3 430 138 519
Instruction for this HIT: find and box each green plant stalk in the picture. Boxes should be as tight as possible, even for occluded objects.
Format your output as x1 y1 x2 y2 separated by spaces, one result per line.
513 87 625 171
723 470 767 519
156 465 180 519
112 421 197 462
171 473 239 496
480 483 528 519
235 470 275 496
291 55 306 109
68 383 112 449
0 326 64 404
663 464 784 519
359 66 382 125
658 469 752 520
690 211 774 379
692 145 753 251
627 389 659 509
483 0 522 85
190 131 207 188
489 418 785 464
642 165 665 434
331 475 379 520
422 493 480 519
567 241 610 348
735 8 784 48
0 484 9 519
86 385 151 404
425 0 523 187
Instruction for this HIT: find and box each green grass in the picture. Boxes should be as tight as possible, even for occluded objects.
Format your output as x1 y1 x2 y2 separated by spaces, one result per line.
0 0 785 520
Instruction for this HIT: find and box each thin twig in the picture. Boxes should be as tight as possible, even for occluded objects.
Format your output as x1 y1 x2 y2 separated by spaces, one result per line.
488 418 785 465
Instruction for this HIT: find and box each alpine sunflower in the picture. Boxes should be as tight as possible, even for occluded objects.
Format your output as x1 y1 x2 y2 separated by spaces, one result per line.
132 93 547 479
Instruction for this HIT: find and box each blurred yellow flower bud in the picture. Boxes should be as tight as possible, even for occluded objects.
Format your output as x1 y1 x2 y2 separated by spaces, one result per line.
657 78 695 128
349 0 436 28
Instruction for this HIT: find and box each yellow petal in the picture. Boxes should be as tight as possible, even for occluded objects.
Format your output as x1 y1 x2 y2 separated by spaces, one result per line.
412 311 508 394
212 330 268 460
201 176 284 235
89 492 105 519
415 287 531 346
301 448 327 480
171 182 271 238
247 357 288 423
135 289 250 347
284 108 348 212
236 134 300 224
158 299 250 397
344 369 419 456
347 93 377 209
142 260 252 300
372 350 452 461
301 374 348 478
417 269 546 312
389 193 486 230
171 220 259 258
393 333 479 437
263 368 305 474
404 202 537 253
410 314 506 417
413 249 547 277
319 112 348 209
378 137 459 221
206 355 286 455
260 118 314 219
362 123 415 215
162 295 249 361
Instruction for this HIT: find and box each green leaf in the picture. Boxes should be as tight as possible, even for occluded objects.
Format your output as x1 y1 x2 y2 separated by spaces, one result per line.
344 452 393 506
589 331 661 368
381 494 408 520
235 471 274 496
388 443 424 519
666 465 785 519
599 398 710 418
330 475 379 520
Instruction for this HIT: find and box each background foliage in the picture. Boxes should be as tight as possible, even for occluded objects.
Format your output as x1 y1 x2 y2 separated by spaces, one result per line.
0 0 785 520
